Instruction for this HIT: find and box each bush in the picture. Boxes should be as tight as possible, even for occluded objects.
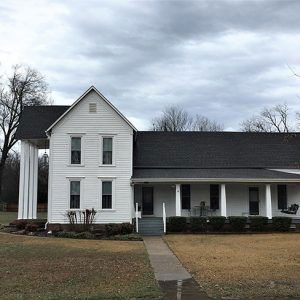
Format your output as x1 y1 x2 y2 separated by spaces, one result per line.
228 216 247 232
208 216 226 231
75 232 95 239
190 217 207 232
168 217 187 232
55 231 77 239
25 223 39 232
10 219 29 230
55 231 95 239
105 223 134 236
272 217 292 232
249 216 268 232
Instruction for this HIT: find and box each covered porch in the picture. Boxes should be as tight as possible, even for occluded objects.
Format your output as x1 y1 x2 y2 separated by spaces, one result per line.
133 181 300 219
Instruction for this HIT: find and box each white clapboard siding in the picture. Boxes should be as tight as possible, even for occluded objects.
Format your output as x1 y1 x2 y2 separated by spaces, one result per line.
49 90 134 224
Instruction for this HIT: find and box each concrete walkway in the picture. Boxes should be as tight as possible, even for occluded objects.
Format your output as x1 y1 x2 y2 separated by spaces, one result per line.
143 236 191 281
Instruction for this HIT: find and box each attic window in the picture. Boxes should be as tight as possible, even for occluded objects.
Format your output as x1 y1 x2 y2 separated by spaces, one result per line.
89 103 97 113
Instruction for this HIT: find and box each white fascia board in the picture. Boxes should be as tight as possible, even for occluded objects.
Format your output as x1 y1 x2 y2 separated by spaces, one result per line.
131 177 300 183
46 86 137 134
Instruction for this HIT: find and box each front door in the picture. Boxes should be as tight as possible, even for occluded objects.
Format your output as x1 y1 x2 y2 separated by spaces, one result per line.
249 187 259 215
142 187 153 215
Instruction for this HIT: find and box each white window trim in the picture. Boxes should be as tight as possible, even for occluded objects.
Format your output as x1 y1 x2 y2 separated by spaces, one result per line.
98 177 116 211
99 134 116 167
68 134 85 166
67 177 84 210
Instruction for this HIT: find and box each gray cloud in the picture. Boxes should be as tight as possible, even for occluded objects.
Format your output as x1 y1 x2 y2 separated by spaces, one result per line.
1 0 300 130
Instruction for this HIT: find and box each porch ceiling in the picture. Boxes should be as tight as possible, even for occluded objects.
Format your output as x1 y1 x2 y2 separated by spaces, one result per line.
132 168 300 183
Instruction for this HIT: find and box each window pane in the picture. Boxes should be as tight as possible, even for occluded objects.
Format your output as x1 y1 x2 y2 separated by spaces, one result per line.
70 195 80 209
71 181 80 195
102 195 112 209
71 137 81 164
103 151 112 164
71 137 81 151
102 181 112 195
103 138 112 151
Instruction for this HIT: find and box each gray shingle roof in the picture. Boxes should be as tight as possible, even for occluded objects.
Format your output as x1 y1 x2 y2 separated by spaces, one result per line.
132 168 300 180
15 106 70 139
133 131 300 169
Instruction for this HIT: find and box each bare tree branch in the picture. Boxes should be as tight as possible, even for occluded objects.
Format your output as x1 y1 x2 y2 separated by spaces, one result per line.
0 65 50 201
241 103 293 133
151 105 223 132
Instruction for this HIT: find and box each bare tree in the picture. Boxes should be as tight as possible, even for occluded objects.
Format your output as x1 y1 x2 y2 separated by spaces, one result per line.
151 105 223 132
241 104 293 133
0 65 50 201
193 115 223 131
152 106 193 131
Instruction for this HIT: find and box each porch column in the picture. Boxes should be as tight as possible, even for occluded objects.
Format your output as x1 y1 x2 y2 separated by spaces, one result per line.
220 184 227 217
18 141 38 219
175 184 181 216
265 184 272 219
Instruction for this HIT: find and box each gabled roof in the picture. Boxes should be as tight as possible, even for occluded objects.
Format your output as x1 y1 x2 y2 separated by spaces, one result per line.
46 86 137 133
15 105 70 140
133 131 300 169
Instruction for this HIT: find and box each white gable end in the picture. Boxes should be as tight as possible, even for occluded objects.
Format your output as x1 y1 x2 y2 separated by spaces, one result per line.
48 88 134 224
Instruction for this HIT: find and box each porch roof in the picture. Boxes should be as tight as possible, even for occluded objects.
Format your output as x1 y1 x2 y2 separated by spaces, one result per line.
15 105 70 140
131 168 300 183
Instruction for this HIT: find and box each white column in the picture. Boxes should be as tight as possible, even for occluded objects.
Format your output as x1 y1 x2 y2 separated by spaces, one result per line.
175 184 181 216
220 184 227 217
265 184 272 219
18 141 38 219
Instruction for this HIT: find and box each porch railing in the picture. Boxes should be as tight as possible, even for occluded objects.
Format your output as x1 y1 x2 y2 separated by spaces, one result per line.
163 202 166 233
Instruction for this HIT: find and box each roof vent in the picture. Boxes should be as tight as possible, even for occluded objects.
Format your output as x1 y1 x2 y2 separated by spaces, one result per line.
89 103 97 113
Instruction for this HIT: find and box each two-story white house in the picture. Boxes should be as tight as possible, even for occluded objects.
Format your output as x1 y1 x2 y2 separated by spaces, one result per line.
16 86 300 234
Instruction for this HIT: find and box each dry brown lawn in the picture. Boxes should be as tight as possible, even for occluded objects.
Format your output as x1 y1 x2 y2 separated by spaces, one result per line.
165 234 300 299
0 233 160 299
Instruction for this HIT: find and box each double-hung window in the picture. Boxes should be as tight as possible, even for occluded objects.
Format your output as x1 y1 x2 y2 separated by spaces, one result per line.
102 137 113 165
277 185 287 210
71 137 81 164
102 181 113 209
181 184 191 209
210 184 219 210
70 181 80 209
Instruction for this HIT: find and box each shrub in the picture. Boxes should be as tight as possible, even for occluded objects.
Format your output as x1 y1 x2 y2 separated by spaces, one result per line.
249 216 268 232
208 216 226 231
190 217 207 232
272 217 292 232
10 219 29 230
25 223 39 232
228 216 247 232
105 223 134 236
168 217 187 232
120 223 134 234
75 232 95 239
55 231 77 239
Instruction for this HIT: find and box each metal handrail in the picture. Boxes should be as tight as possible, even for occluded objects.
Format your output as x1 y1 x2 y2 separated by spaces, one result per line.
135 202 139 233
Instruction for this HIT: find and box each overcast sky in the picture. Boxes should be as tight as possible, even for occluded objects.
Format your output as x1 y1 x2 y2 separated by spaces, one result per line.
1 0 300 130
